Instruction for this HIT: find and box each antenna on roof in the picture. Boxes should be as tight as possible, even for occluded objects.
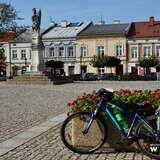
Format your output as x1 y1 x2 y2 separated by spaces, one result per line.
98 15 105 25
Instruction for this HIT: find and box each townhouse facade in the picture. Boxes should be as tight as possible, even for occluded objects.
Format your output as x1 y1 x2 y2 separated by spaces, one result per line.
42 21 91 76
10 29 32 73
0 32 16 76
1 17 160 77
127 17 160 74
75 22 130 75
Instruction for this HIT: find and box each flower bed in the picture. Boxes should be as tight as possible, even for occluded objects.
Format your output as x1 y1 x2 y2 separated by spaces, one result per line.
68 89 160 114
67 89 160 151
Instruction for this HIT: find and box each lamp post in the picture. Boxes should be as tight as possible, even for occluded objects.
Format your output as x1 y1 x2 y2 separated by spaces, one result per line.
24 57 27 73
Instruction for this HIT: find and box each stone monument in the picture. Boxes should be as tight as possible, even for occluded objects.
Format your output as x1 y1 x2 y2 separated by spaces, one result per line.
31 8 42 73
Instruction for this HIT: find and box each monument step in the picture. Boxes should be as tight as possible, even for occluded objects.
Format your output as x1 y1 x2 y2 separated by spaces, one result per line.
7 74 52 85
7 80 52 85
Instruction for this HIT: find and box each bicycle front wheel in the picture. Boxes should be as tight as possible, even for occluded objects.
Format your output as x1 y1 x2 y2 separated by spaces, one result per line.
60 112 106 154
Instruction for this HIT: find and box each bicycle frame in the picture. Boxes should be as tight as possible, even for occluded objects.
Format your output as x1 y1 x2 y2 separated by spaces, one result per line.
95 98 154 139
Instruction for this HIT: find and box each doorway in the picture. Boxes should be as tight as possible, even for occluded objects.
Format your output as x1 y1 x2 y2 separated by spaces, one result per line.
116 65 123 75
80 65 87 74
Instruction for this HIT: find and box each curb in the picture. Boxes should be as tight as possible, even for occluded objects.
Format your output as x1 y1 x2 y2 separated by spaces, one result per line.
0 113 67 156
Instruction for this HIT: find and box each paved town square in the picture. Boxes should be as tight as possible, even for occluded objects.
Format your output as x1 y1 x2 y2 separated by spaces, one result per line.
0 81 159 159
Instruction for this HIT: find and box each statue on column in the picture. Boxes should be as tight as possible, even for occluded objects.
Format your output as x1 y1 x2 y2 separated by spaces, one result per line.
32 8 41 32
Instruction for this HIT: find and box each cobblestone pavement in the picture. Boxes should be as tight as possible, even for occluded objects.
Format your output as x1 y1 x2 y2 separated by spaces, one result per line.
0 125 155 160
0 81 159 142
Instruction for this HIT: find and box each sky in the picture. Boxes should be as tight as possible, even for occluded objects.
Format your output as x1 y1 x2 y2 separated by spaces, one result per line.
2 0 160 29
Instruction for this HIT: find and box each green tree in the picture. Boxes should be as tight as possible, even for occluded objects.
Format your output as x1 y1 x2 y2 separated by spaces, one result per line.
0 47 6 67
45 60 64 75
90 55 105 74
90 55 121 74
104 56 121 74
139 57 158 74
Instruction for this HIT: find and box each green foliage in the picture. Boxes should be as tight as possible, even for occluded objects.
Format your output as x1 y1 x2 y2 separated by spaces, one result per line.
90 55 105 68
106 56 121 68
139 57 158 74
90 55 121 73
0 47 6 67
12 65 20 71
68 89 160 114
45 60 64 69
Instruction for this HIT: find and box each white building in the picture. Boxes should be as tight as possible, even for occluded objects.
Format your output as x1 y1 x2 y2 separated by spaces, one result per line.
9 29 32 74
42 21 91 76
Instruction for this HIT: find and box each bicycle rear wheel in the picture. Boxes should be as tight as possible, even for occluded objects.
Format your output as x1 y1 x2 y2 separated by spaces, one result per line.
60 112 106 154
136 122 160 159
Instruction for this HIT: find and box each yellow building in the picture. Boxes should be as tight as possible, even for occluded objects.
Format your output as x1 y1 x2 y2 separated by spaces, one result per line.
75 22 130 75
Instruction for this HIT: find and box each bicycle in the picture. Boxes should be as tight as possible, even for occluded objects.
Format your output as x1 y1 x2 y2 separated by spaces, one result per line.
60 88 160 159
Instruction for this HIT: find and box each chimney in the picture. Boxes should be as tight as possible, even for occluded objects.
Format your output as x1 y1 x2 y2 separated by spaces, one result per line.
61 20 68 28
149 16 154 26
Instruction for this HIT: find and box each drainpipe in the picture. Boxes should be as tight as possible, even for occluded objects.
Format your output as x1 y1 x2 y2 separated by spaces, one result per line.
8 42 12 77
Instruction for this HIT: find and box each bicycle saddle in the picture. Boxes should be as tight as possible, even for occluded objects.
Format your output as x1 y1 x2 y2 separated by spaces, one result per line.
96 88 113 100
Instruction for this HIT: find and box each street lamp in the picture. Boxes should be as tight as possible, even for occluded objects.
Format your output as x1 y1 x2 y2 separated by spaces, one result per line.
24 57 27 73
24 57 27 66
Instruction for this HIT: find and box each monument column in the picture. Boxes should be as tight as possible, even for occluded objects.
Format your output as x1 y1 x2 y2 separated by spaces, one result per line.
31 8 42 73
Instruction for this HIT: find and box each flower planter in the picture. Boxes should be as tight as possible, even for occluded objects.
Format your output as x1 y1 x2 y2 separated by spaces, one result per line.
71 117 138 152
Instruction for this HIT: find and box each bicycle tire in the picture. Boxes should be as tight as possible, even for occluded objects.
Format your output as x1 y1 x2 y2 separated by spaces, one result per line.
60 112 106 154
135 122 160 159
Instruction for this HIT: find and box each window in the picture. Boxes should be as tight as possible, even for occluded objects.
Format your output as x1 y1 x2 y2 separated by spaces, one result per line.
49 47 54 57
156 45 160 57
116 45 123 56
12 50 17 60
143 46 151 57
131 46 138 58
97 46 104 57
58 47 64 57
21 50 26 60
68 46 74 57
80 47 87 57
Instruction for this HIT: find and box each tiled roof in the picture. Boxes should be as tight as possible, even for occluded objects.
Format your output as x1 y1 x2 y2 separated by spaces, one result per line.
78 23 130 36
127 21 160 38
0 32 16 42
13 28 32 43
42 22 91 39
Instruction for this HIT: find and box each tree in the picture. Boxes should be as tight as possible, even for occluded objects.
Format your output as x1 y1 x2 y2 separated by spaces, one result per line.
139 57 158 74
90 55 105 73
0 3 26 32
105 56 121 74
45 60 64 75
90 55 121 74
0 47 6 67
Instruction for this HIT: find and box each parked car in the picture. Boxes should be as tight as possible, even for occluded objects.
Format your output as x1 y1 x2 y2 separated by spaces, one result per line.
81 73 98 81
0 76 7 81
